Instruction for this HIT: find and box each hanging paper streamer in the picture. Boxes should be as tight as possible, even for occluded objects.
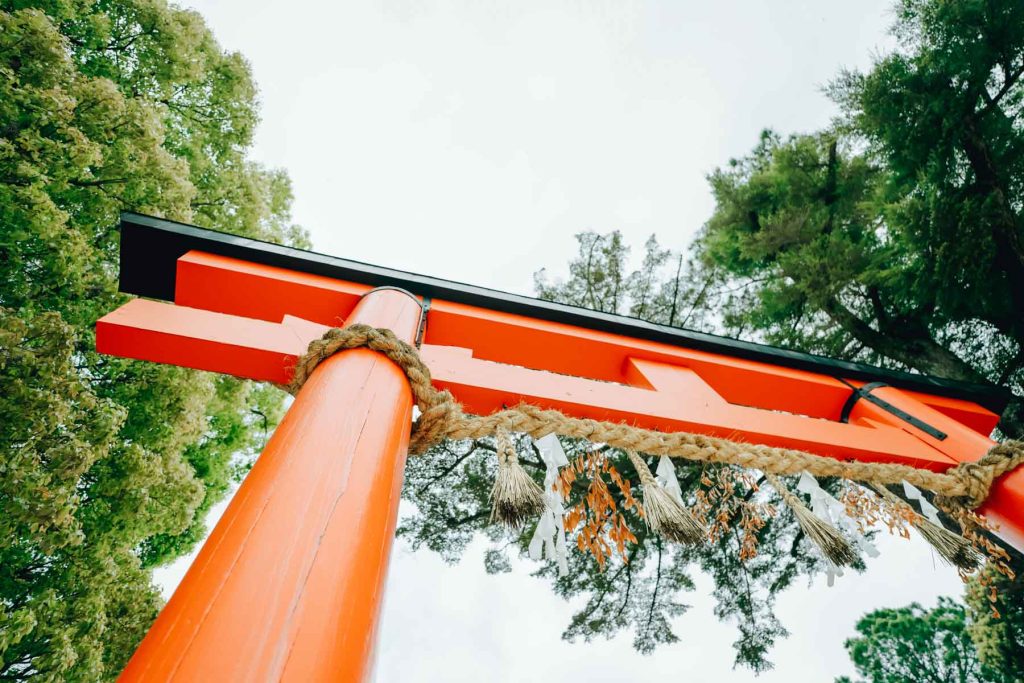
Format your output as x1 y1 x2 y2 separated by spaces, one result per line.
902 481 943 526
797 472 878 585
655 455 684 505
528 434 569 576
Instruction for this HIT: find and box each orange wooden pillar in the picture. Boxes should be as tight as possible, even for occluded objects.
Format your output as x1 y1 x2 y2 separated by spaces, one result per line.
119 288 423 682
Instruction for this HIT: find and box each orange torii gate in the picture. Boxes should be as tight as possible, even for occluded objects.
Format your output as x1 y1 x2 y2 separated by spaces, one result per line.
97 212 1022 681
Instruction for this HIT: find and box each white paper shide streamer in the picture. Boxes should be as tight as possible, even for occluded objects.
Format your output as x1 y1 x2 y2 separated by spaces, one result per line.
656 455 684 505
902 481 943 525
797 472 878 586
529 433 569 576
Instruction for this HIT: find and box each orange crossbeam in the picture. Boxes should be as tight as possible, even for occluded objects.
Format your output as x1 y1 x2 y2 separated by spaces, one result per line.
97 249 1024 548
98 296 963 470
175 251 997 434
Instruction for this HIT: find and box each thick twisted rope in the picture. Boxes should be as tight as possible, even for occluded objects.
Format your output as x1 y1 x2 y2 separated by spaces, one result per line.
286 324 1024 509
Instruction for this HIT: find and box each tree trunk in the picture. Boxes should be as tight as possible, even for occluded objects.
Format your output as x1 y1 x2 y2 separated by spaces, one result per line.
822 298 985 382
997 396 1024 441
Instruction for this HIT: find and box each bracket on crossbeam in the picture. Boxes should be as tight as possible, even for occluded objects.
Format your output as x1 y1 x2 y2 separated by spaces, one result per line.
840 380 948 441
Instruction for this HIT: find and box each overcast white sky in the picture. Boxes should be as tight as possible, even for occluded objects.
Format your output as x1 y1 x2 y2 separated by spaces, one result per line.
153 1 970 680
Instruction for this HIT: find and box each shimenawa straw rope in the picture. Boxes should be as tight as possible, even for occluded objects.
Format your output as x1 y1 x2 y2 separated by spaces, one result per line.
285 324 1024 518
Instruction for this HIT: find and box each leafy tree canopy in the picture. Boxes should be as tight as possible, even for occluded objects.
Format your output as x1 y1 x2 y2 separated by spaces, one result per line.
1 0 304 678
965 563 1024 682
694 0 1024 434
839 558 1024 683
837 598 997 683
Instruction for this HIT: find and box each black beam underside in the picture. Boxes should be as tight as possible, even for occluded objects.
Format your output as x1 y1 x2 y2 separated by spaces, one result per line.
116 211 1011 413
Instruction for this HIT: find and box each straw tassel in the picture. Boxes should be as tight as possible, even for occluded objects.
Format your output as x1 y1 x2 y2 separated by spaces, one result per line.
627 450 705 544
872 483 980 571
766 473 857 567
489 427 544 528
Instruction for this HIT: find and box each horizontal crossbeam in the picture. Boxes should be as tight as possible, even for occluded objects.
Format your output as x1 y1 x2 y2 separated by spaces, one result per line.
97 296 964 469
117 211 1010 413
172 251 998 434
95 249 1024 549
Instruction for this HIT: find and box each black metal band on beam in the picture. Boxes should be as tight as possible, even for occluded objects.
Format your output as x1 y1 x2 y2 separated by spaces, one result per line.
361 286 431 349
839 381 948 441
415 297 432 348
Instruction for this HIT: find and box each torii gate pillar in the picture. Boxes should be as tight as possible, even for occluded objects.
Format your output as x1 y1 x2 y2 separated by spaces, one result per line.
119 288 422 682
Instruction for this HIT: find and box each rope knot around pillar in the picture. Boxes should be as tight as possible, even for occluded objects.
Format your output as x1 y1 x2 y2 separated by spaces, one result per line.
408 391 462 455
945 440 1024 508
284 323 457 454
285 324 1024 514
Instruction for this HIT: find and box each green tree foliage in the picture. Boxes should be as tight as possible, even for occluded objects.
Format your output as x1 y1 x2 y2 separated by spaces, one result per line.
839 557 1024 683
698 130 1011 384
837 598 998 683
0 1 303 678
965 564 1024 682
832 0 1024 350
535 232 720 331
696 0 1024 436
